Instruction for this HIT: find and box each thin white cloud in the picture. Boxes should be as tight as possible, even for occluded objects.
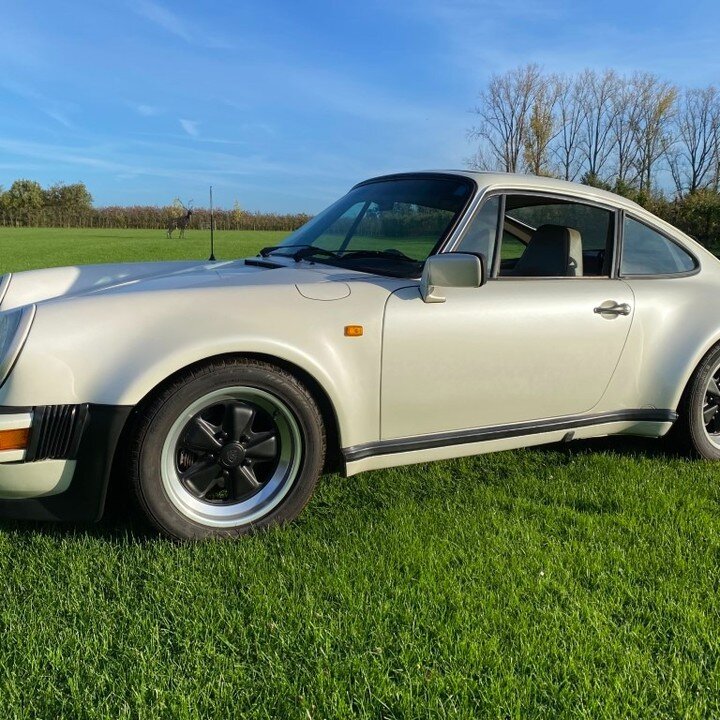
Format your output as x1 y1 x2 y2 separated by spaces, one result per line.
130 0 231 49
135 104 161 116
132 0 192 42
0 136 333 182
179 119 200 137
44 109 74 128
1 80 76 129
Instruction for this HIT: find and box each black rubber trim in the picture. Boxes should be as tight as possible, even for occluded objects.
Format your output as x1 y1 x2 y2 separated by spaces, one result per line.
0 406 31 414
351 171 478 191
0 404 132 522
342 409 678 462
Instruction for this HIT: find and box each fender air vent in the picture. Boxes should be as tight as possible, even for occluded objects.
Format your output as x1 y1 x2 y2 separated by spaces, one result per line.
26 404 89 461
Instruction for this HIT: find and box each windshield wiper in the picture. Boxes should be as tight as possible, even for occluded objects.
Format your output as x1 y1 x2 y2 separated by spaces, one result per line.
290 247 419 264
259 245 419 267
289 246 343 262
258 244 308 257
258 244 328 261
340 249 417 262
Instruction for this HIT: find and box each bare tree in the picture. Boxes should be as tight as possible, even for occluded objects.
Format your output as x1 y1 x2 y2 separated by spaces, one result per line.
523 80 559 175
468 64 544 172
552 75 587 181
579 69 620 181
668 86 720 195
629 73 677 191
611 76 641 187
466 66 701 196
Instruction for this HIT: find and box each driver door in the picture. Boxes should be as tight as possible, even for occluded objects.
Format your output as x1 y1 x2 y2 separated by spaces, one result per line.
380 192 634 440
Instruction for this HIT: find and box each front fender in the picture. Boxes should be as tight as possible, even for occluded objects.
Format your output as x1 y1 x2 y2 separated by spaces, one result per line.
0 282 389 448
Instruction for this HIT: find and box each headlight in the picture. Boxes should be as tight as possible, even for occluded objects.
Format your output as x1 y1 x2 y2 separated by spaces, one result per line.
0 305 36 387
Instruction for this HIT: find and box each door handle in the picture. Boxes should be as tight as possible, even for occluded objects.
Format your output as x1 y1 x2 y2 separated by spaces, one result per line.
594 301 632 316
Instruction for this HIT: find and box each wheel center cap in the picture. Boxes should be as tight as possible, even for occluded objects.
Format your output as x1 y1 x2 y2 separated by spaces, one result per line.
219 442 245 468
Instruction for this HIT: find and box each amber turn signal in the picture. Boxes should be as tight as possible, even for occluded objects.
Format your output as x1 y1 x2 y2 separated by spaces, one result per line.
344 325 364 337
0 427 29 451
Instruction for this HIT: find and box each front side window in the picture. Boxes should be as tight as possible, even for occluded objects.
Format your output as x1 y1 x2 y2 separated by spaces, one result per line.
620 216 697 276
268 176 474 277
497 195 615 278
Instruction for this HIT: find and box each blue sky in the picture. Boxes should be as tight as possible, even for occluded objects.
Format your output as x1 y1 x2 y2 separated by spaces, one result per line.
1 0 719 212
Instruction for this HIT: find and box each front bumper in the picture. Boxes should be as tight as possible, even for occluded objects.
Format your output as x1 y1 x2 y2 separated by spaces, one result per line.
0 404 132 522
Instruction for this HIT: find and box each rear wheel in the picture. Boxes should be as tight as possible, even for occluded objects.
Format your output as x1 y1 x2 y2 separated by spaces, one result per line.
676 344 720 460
130 359 325 540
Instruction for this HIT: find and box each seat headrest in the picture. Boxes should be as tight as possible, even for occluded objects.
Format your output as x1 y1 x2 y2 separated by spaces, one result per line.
511 224 583 277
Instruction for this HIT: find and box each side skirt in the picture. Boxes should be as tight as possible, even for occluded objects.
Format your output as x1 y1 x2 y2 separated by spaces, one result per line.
342 409 678 463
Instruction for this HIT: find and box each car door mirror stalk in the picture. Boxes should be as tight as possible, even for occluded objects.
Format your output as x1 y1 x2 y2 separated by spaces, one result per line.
420 253 486 303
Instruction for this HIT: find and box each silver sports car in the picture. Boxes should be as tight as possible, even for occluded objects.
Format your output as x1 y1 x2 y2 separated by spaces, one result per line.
0 171 717 539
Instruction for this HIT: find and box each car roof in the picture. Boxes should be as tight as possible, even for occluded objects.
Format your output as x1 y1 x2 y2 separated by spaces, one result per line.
357 170 646 213
355 170 720 268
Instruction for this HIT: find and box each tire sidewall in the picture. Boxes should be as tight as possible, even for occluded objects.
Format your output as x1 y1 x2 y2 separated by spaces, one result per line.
134 362 324 539
687 345 720 460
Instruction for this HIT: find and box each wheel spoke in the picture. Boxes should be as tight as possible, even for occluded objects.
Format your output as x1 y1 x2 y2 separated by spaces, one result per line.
707 377 720 399
184 417 222 452
245 432 278 461
181 459 221 497
232 465 261 495
703 403 719 426
708 410 720 434
223 403 255 442
168 388 299 517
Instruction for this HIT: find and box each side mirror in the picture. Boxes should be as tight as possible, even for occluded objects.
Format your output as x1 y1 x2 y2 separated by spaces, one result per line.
420 253 486 303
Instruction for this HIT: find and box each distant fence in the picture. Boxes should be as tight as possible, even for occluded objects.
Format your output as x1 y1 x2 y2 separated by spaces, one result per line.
0 207 312 232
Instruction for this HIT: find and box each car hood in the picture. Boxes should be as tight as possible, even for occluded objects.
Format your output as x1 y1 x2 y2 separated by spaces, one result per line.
0 257 405 310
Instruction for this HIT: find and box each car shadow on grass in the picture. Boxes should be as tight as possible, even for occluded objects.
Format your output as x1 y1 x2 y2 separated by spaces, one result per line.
540 434 688 462
0 512 157 544
0 484 160 542
0 435 692 541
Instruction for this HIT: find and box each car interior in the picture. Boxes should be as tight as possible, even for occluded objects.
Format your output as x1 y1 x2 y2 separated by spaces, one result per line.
505 224 584 277
497 195 614 278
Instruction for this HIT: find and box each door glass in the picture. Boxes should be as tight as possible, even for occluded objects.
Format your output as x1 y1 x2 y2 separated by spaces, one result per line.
498 195 614 277
500 232 526 263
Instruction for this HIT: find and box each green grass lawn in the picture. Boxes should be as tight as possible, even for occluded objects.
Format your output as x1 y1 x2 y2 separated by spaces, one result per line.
0 227 719 718
0 227 290 273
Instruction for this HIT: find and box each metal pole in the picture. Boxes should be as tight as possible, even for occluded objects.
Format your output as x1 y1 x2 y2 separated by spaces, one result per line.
209 185 216 261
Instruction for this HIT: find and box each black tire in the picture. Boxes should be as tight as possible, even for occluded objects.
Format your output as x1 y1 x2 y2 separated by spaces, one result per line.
674 343 720 460
130 358 325 540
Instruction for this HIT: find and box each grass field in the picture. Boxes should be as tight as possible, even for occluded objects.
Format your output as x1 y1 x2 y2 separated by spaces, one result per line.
0 227 290 273
0 227 719 718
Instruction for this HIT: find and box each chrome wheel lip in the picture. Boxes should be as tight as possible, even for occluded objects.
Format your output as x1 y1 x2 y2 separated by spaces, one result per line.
161 387 302 528
703 364 720 449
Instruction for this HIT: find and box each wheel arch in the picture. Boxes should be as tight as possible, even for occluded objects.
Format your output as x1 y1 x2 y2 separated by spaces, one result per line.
105 351 345 518
672 333 720 415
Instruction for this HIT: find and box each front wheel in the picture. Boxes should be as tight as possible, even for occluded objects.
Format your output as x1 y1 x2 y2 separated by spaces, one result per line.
130 359 326 540
676 344 720 460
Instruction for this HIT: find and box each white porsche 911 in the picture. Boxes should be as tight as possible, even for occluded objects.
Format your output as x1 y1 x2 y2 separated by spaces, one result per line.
0 171 717 539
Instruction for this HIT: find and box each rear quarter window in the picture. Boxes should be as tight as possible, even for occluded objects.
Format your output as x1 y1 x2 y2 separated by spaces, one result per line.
621 216 697 276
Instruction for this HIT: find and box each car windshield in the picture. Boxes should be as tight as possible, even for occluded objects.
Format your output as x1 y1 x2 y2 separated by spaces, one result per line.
264 176 474 277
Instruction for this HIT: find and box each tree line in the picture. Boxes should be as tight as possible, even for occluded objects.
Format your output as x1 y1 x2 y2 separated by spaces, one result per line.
0 180 311 232
468 65 720 251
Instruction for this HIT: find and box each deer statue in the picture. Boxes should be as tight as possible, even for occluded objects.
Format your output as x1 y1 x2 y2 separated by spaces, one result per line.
167 200 193 239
